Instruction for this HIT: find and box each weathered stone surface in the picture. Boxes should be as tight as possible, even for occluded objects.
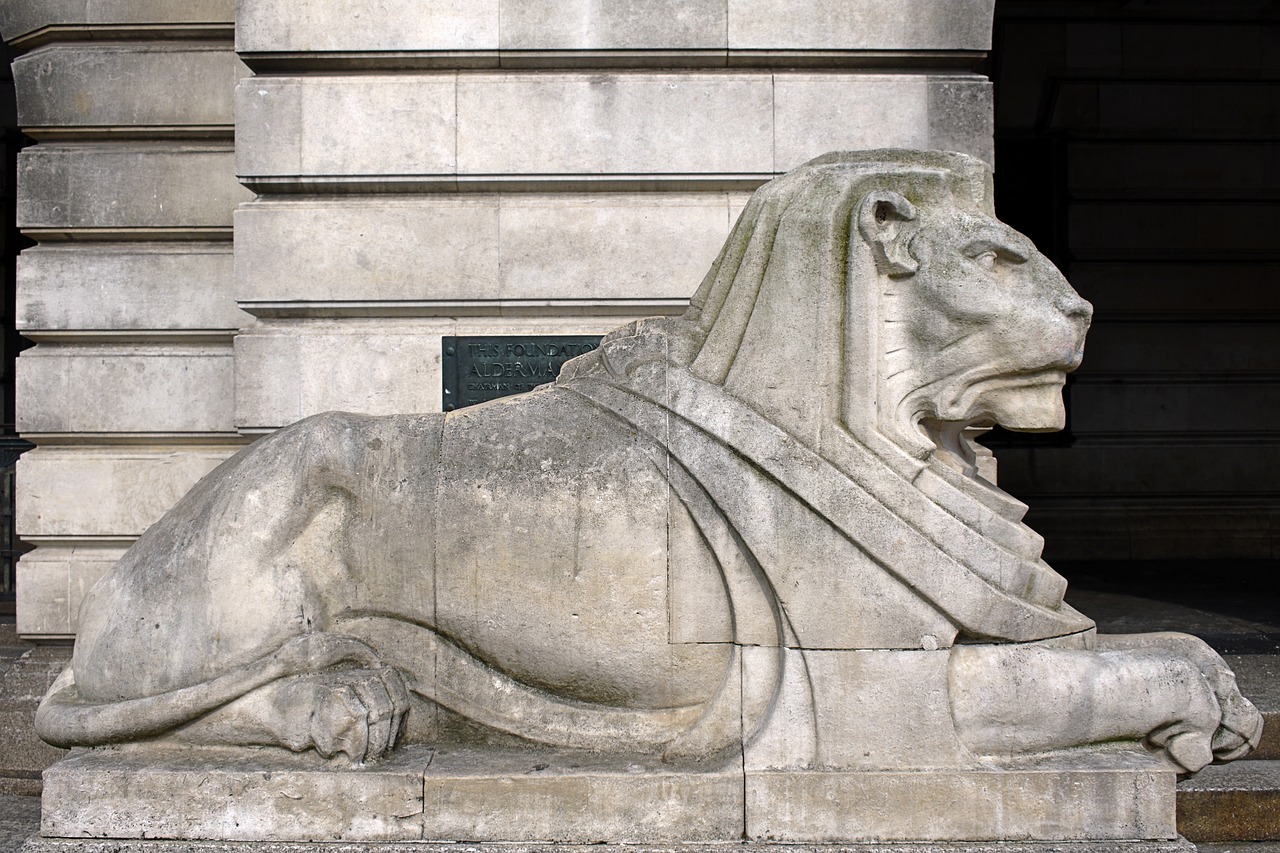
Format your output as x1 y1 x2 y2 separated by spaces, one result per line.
421 748 743 842
16 840 1202 853
445 72 770 176
773 74 929 168
746 756 1177 842
728 0 995 51
0 631 69 777
237 73 994 188
233 319 649 428
16 446 239 538
235 0 994 56
498 0 726 51
234 198 500 304
30 746 1185 845
927 78 996 168
29 152 1265 845
236 0 499 54
744 649 970 771
41 748 427 841
18 145 248 233
0 0 232 42
774 74 993 170
485 195 733 302
236 76 456 179
18 244 245 332
232 323 449 427
234 195 735 308
16 546 125 638
16 345 235 434
14 45 239 131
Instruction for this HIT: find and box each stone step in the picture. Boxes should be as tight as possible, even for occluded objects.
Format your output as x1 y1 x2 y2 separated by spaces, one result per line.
0 623 69 795
1178 760 1280 842
1226 655 1280 761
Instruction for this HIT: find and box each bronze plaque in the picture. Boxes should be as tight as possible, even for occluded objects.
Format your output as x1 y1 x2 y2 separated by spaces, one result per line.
441 335 602 411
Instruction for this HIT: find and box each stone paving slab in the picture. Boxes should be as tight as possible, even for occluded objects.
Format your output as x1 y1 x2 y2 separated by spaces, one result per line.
0 795 40 853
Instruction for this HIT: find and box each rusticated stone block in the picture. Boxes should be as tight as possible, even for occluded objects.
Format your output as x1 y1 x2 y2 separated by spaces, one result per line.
234 318 652 429
16 545 126 638
16 445 240 538
234 194 734 307
774 73 993 170
773 74 930 169
0 0 232 43
236 0 498 54
14 44 239 131
18 243 245 332
236 76 456 178
16 345 235 434
728 0 995 51
18 145 249 233
236 73 994 188
235 0 994 55
499 0 726 51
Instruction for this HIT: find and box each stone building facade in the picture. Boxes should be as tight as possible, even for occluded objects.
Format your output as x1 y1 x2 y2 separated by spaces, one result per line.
0 0 998 640
4 1 1278 645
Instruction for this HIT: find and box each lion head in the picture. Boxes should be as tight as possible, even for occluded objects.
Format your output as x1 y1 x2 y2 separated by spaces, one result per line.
677 149 1092 479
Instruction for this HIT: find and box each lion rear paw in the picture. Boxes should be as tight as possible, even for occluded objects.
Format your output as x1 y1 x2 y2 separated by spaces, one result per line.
274 667 410 763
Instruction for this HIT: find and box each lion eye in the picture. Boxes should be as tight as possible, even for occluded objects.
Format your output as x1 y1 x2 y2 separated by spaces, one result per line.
971 250 998 270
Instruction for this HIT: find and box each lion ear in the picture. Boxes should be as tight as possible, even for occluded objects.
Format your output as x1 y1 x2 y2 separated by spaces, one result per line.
856 190 919 277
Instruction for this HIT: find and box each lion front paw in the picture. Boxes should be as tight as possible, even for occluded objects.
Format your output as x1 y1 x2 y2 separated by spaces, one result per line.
1209 680 1264 763
1141 654 1263 773
1152 635 1264 766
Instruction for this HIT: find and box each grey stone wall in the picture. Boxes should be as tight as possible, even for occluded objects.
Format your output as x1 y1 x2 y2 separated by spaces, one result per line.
233 0 995 430
1 0 998 639
0 0 247 639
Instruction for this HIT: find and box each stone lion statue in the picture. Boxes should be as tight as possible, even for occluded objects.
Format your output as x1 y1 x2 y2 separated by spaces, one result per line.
37 150 1261 776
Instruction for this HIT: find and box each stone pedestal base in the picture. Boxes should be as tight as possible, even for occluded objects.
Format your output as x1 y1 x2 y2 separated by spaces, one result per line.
20 839 1201 853
38 746 1179 845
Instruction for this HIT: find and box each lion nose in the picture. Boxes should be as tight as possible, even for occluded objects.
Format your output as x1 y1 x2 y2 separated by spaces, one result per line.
1059 291 1093 324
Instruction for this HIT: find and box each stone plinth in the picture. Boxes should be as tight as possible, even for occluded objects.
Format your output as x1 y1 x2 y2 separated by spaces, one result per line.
39 746 1178 845
20 841 1199 853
